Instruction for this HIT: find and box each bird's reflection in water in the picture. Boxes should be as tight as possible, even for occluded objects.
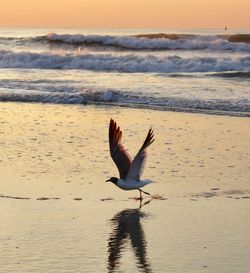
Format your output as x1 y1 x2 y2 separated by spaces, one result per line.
108 201 152 273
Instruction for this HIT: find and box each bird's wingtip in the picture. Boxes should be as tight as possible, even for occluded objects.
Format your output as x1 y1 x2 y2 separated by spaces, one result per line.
109 118 114 125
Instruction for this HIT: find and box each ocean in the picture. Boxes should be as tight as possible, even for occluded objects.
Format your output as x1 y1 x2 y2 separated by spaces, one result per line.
0 28 250 116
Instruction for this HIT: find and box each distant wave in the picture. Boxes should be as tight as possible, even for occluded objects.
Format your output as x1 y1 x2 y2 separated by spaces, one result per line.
210 71 250 78
135 33 250 44
0 88 249 116
46 33 250 51
1 50 250 73
1 32 250 52
228 34 250 43
158 71 250 79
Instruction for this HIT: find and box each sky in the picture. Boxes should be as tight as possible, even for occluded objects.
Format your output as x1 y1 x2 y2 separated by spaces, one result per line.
0 0 249 29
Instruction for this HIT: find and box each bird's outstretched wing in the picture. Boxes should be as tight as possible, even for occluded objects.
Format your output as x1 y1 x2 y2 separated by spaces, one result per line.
109 119 132 179
125 128 154 181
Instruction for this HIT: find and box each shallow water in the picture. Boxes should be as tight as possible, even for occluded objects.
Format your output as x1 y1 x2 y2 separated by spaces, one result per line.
1 197 250 273
0 102 250 272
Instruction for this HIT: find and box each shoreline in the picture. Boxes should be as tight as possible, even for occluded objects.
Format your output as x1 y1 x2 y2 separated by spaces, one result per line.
0 100 249 118
91 101 250 118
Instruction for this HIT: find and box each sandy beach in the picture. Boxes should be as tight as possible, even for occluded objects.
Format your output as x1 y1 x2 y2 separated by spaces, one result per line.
0 102 250 273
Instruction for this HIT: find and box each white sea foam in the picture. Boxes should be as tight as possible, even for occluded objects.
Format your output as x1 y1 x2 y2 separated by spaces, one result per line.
47 33 250 51
0 50 250 73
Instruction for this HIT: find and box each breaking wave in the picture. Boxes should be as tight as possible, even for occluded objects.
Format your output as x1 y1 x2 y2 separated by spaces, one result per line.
0 50 250 73
1 33 250 52
0 88 249 116
46 33 250 51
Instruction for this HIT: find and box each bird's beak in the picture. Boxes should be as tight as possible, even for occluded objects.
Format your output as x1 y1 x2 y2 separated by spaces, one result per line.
106 179 111 182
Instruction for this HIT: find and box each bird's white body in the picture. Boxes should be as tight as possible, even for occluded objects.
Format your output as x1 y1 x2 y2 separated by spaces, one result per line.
117 179 153 191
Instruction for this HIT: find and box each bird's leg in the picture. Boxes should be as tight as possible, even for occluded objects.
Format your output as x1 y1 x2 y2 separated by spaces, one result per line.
141 189 150 196
139 189 142 200
138 189 150 200
139 198 142 208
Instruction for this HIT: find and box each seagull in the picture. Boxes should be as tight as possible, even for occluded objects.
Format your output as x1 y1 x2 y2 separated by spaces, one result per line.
106 119 155 199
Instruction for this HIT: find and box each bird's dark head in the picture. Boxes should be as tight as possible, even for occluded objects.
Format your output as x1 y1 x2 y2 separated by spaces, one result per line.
106 177 118 184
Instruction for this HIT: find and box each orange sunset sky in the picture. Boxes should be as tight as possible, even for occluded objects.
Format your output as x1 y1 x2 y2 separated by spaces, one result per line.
0 0 249 29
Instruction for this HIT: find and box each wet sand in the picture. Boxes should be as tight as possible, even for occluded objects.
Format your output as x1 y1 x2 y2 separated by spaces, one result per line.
0 102 250 273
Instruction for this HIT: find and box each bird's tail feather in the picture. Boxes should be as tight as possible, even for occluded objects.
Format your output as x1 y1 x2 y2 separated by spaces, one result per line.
142 179 154 185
